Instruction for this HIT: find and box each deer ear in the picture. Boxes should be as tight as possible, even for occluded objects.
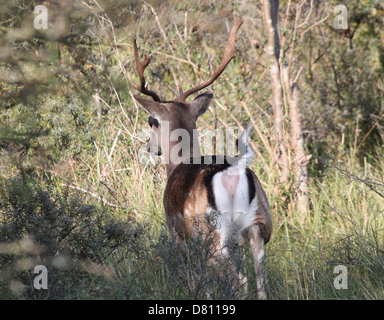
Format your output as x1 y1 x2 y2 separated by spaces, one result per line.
134 95 162 116
190 90 213 119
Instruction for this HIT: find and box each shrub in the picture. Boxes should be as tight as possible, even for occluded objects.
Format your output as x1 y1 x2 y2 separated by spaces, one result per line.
0 176 145 299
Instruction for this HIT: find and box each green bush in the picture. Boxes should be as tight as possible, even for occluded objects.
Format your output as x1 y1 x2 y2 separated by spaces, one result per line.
0 176 145 299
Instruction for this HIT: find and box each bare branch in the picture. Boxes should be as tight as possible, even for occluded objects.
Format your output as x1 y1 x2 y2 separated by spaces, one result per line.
61 184 125 209
297 0 314 29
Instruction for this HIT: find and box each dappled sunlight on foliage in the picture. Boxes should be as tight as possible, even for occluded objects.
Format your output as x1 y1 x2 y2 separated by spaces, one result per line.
0 0 384 299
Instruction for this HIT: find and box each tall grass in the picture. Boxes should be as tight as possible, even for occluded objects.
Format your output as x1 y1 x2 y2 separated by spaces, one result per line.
1 0 383 300
2 111 383 299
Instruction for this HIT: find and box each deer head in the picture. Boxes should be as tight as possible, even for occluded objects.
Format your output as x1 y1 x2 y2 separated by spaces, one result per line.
131 17 243 177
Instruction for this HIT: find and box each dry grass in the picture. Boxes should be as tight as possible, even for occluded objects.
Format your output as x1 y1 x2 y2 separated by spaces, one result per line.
1 0 384 300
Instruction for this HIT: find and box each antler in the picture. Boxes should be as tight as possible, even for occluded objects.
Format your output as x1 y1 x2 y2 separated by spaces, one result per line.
131 37 161 102
176 16 243 102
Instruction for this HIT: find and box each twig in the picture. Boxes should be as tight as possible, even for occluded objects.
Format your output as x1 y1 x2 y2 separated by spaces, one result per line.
293 66 303 84
99 180 118 200
152 50 205 75
108 129 121 162
241 101 275 164
355 112 384 155
300 13 330 39
61 183 125 208
330 164 384 199
297 0 314 29
145 1 179 88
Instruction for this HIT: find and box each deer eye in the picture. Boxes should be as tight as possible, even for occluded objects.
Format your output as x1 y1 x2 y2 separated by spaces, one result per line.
148 116 159 128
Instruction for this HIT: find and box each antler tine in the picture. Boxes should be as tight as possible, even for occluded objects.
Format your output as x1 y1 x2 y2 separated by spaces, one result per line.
176 16 243 102
131 37 161 102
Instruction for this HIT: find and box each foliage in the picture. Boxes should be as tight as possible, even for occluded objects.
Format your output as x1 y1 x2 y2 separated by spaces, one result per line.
0 0 383 300
0 175 146 299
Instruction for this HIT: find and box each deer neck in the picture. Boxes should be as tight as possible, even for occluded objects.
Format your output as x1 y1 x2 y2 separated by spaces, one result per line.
164 126 201 178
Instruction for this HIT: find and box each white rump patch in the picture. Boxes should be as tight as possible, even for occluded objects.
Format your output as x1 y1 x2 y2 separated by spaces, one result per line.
212 168 258 255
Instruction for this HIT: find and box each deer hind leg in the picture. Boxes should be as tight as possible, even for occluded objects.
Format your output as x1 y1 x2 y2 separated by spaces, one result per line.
217 220 250 296
248 224 267 300
229 242 249 295
210 237 247 298
203 214 247 297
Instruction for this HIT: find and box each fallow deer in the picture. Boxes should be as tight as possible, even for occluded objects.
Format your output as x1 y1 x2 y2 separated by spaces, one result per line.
131 17 272 299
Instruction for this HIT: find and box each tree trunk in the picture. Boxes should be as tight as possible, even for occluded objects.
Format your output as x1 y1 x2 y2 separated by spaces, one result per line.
261 0 311 219
261 0 290 183
282 67 311 217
